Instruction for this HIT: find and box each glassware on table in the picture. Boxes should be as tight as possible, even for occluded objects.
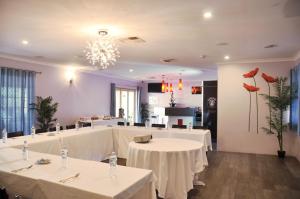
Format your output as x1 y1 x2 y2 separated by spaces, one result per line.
75 122 79 131
124 118 127 127
188 122 192 131
56 122 60 133
109 151 117 178
60 147 68 168
145 119 150 129
2 128 7 143
22 141 29 161
31 126 36 138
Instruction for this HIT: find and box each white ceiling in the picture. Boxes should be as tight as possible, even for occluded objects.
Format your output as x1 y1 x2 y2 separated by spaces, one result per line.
0 0 299 81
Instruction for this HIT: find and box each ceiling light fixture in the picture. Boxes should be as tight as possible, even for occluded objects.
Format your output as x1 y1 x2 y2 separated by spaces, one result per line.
161 75 166 93
129 69 134 72
84 30 120 69
203 11 212 19
22 40 29 45
178 73 183 90
224 55 230 60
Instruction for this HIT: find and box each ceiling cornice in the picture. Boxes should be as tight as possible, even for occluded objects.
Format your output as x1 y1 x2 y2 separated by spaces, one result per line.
294 51 300 61
0 53 139 83
217 57 295 65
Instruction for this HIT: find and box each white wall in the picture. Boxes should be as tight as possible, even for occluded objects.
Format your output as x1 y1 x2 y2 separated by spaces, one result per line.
0 57 138 125
217 61 297 156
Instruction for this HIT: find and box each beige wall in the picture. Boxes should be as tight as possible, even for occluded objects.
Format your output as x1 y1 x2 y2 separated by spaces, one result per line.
217 61 297 156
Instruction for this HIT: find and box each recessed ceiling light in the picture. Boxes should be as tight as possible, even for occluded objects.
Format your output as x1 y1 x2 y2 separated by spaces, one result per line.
22 40 29 45
264 44 278 49
217 42 229 46
224 55 230 60
129 69 134 72
203 11 212 19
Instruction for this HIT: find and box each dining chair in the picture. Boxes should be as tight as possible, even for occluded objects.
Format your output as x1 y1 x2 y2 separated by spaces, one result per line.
15 193 23 199
134 123 145 127
49 126 63 132
82 122 91 127
152 124 166 128
35 128 47 134
0 186 9 199
66 124 76 130
172 124 187 129
117 122 130 126
7 131 24 138
193 126 208 130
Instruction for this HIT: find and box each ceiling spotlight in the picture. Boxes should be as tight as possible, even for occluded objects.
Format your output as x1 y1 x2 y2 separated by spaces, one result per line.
129 69 134 72
203 11 212 19
22 40 29 45
224 55 230 60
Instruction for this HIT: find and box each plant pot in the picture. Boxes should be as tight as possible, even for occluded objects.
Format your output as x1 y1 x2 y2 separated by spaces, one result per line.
277 150 286 159
170 103 176 107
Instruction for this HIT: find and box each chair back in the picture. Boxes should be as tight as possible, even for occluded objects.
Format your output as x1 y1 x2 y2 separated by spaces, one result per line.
172 124 187 129
66 124 76 130
36 128 47 134
117 122 130 126
134 123 145 127
152 124 166 128
0 186 9 199
193 126 208 130
49 127 56 132
82 122 91 127
8 131 24 138
49 126 63 132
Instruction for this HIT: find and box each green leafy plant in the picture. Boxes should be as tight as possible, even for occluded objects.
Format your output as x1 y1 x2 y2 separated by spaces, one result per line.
140 103 149 123
260 77 291 156
30 96 58 130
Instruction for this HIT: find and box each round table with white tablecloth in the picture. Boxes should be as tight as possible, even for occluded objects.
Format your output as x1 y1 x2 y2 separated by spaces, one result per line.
126 138 208 199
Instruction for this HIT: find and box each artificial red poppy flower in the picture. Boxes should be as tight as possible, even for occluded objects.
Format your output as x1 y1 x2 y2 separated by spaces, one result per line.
243 68 259 78
261 73 277 83
243 83 260 92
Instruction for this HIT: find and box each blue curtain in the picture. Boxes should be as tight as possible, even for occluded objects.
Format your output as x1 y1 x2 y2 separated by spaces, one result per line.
136 86 142 122
110 83 116 117
0 67 36 135
290 64 300 135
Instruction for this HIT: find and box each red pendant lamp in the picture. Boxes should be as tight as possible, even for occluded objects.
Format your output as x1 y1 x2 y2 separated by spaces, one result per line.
178 78 183 90
165 82 169 92
161 80 165 93
161 75 166 93
169 83 173 92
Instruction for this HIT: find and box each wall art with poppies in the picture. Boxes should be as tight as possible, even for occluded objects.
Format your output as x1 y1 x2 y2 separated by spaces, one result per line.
242 68 277 134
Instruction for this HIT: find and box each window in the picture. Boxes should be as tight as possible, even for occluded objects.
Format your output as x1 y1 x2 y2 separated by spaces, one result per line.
0 67 35 135
115 88 136 122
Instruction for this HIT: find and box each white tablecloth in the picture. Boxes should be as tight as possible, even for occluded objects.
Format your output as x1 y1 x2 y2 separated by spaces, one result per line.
113 126 212 159
127 138 208 199
0 148 156 199
1 127 114 161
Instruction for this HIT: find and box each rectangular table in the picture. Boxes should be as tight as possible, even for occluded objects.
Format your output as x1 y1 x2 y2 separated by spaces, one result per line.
0 126 114 161
113 126 212 159
0 148 155 199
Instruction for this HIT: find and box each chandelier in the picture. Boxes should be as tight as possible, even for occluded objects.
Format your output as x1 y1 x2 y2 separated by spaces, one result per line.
85 30 120 69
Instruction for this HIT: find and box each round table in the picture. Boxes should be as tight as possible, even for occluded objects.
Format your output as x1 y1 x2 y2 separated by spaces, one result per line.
126 138 208 199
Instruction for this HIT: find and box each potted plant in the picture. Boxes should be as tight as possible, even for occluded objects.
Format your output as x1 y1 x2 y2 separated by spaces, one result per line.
140 103 150 123
260 77 292 159
30 96 58 131
169 91 176 107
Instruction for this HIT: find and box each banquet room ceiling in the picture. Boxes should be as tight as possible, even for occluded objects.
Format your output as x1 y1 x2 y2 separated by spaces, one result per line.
0 0 300 81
